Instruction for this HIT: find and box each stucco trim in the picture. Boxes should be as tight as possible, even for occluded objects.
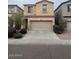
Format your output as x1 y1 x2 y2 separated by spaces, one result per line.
24 16 54 18
23 4 36 6
30 20 52 22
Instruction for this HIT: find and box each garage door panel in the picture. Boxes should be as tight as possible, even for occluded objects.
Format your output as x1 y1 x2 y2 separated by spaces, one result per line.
30 21 52 31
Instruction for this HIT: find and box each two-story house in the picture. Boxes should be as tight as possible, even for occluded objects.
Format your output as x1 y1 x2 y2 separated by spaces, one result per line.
8 4 23 17
55 0 71 32
24 0 54 31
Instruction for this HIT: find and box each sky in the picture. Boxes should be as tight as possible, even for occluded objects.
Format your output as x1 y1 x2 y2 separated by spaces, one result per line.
8 0 68 9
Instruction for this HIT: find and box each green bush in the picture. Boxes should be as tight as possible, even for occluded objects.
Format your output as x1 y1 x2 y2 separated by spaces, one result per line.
54 12 67 34
53 25 64 34
8 16 14 27
8 27 14 38
13 28 16 33
20 28 27 34
13 33 23 39
53 19 67 34
59 19 67 30
14 13 23 30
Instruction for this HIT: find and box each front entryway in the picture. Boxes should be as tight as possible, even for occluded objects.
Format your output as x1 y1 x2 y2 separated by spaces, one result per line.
30 21 53 31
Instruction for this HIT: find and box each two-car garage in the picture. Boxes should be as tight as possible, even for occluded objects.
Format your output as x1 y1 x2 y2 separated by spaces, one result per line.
25 17 54 32
30 20 53 31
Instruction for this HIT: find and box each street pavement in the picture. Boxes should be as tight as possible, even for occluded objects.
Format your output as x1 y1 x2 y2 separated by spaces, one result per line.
8 31 71 59
8 40 71 59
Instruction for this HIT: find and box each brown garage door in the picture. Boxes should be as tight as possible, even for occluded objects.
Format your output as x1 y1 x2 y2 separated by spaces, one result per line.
30 21 53 31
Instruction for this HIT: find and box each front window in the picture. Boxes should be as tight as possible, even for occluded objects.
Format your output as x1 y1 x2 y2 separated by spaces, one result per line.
42 4 47 13
8 6 15 13
67 4 71 12
28 6 33 13
8 9 14 13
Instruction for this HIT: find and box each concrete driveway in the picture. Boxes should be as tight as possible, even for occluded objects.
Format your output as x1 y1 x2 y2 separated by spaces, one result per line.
9 31 60 40
23 31 60 40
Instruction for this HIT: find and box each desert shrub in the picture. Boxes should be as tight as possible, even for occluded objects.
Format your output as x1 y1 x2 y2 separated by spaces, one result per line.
13 33 23 39
20 28 27 34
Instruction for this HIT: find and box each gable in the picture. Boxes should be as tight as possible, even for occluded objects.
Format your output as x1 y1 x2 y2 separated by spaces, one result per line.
36 0 54 5
24 0 54 6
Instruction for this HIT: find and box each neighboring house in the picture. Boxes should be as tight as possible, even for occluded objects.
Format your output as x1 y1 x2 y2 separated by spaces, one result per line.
55 0 71 32
8 5 23 17
24 0 54 31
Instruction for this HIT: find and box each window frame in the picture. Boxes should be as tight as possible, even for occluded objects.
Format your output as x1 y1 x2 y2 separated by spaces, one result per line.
28 6 33 13
42 4 47 13
67 4 71 12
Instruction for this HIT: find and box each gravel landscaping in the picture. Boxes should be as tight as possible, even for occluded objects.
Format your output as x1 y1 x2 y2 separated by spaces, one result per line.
57 31 71 40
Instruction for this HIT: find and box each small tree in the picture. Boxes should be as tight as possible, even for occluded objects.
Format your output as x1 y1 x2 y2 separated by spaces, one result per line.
14 13 23 30
8 16 14 28
8 16 15 38
54 12 67 34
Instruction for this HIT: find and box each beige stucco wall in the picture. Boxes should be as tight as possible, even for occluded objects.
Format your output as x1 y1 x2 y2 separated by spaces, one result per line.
24 1 54 16
35 2 54 16
27 17 54 30
24 5 36 16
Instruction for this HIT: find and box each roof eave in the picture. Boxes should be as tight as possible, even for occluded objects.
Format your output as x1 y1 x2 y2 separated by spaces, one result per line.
54 1 71 12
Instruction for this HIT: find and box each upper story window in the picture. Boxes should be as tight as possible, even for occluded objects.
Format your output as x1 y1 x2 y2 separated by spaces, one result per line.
8 9 14 13
42 4 47 13
28 6 33 13
8 6 15 13
67 4 71 12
